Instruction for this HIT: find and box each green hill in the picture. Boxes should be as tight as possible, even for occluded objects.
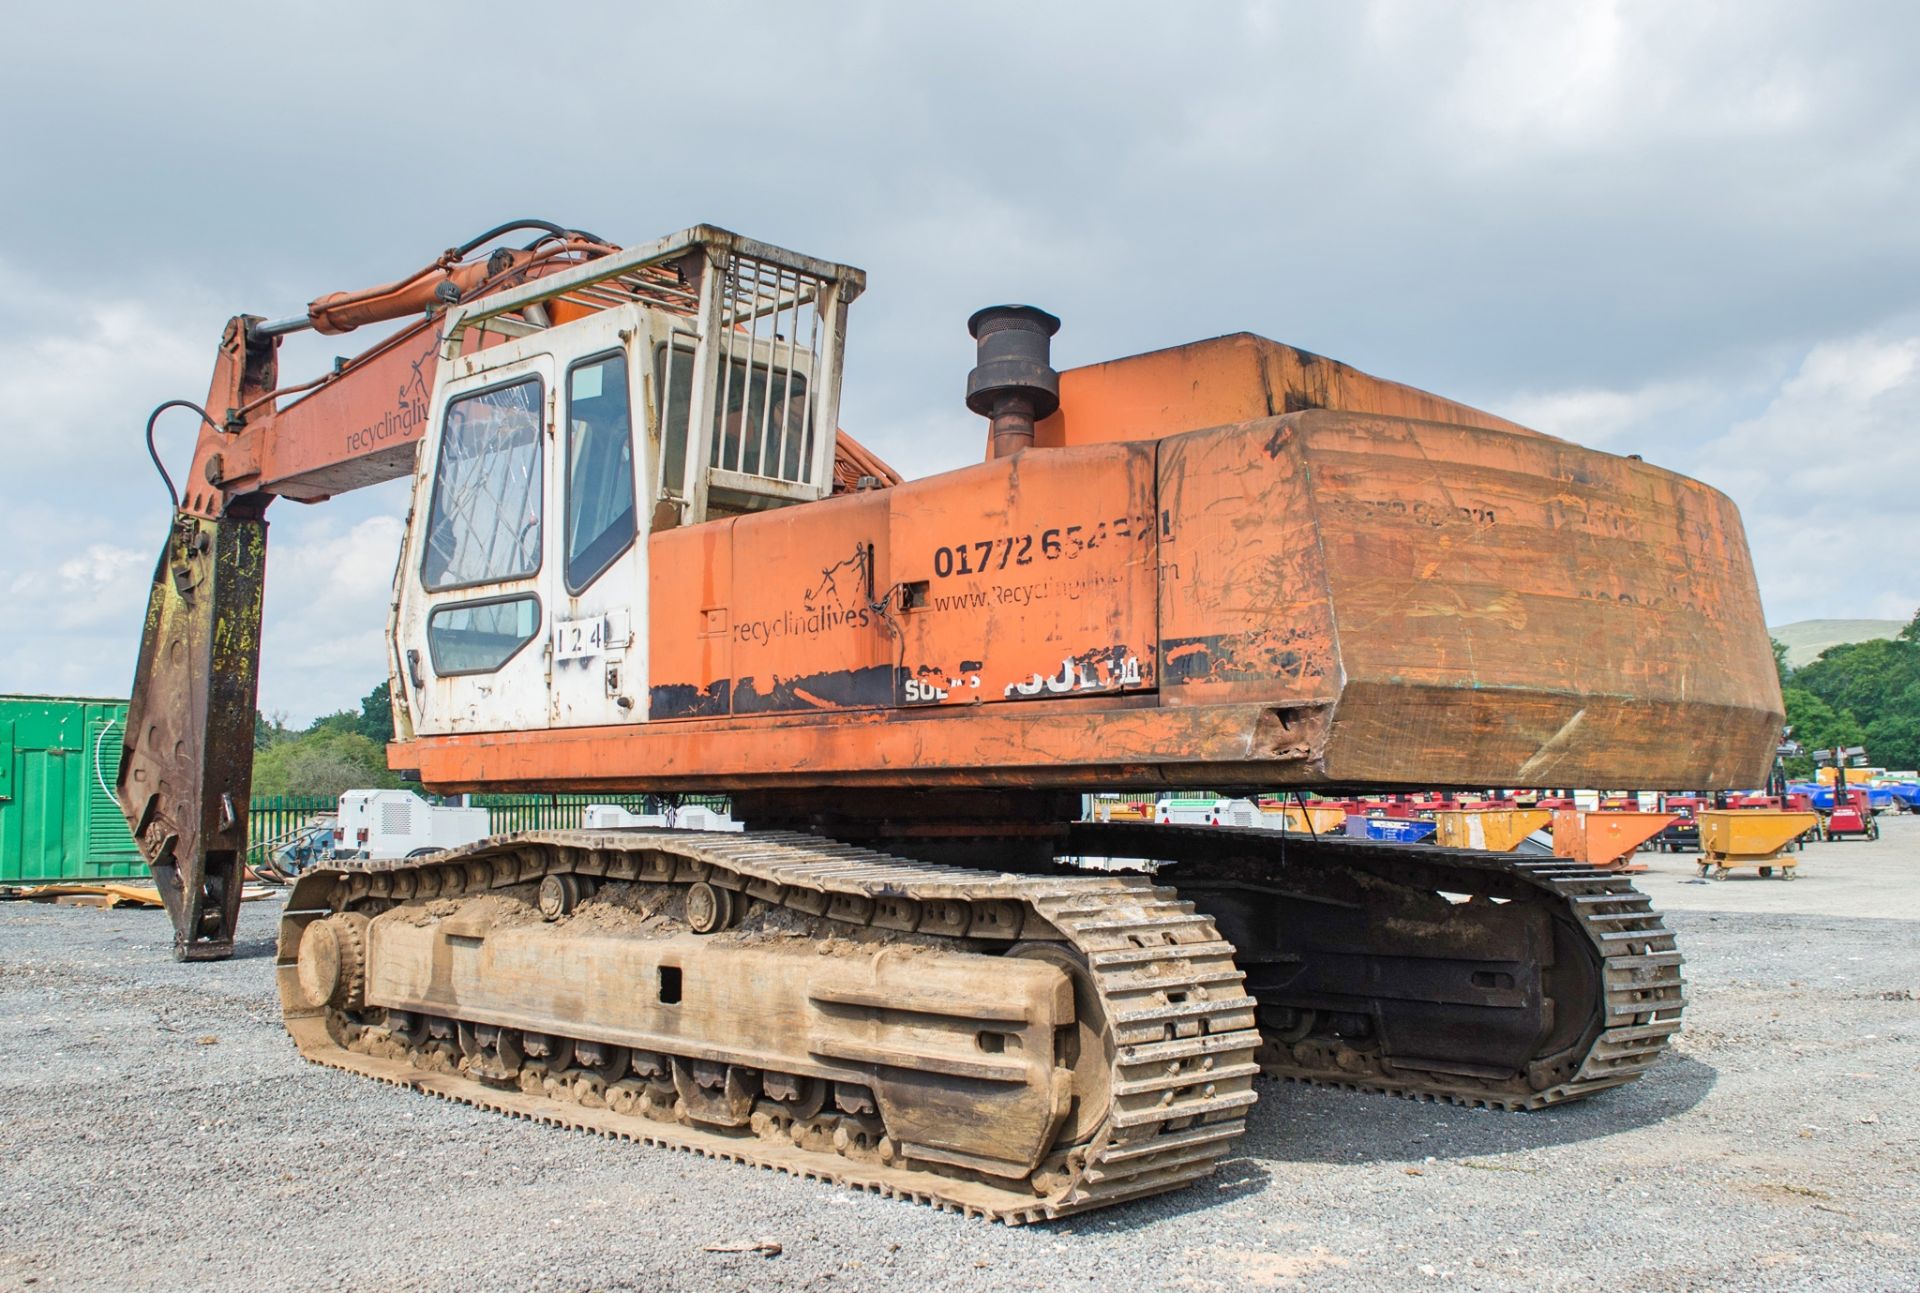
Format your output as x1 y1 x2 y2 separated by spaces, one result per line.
1769 619 1904 668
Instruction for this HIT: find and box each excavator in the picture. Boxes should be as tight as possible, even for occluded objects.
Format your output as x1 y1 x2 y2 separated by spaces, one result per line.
118 221 1781 1221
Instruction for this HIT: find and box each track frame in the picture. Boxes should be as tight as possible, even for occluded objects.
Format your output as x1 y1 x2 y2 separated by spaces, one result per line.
278 828 1260 1223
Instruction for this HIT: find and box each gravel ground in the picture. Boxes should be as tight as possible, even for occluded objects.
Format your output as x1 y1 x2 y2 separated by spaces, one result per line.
2 821 1917 1293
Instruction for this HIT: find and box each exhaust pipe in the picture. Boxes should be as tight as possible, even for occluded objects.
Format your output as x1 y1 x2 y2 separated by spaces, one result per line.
967 305 1060 459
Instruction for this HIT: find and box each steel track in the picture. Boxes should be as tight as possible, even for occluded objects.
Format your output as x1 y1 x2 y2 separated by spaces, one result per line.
1069 822 1686 1110
277 829 1260 1223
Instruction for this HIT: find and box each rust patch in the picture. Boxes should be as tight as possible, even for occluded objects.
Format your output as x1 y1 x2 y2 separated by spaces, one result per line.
1161 629 1327 686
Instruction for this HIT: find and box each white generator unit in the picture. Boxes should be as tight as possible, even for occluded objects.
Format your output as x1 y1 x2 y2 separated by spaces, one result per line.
1153 796 1270 827
580 803 743 832
332 789 491 860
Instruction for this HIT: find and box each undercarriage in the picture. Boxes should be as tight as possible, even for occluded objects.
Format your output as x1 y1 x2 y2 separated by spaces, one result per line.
280 829 1261 1222
278 820 1682 1222
1074 822 1684 1108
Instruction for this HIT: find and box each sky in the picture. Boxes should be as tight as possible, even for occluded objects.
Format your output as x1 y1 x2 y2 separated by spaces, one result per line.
2 1 1916 724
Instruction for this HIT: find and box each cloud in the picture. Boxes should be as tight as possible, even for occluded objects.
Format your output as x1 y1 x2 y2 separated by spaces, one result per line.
1372 0 1814 157
0 254 411 723
0 260 213 478
43 545 150 630
0 501 408 724
256 507 409 723
0 542 152 698
1494 377 1727 451
1689 328 1920 623
1494 322 1920 625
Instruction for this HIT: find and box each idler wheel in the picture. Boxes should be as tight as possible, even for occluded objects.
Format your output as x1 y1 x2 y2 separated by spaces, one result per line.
1268 1006 1318 1046
686 881 737 934
296 913 369 1009
1008 942 1113 1143
539 873 594 920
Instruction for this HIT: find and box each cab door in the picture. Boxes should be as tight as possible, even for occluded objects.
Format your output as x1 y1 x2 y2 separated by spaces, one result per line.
547 311 646 727
398 351 555 736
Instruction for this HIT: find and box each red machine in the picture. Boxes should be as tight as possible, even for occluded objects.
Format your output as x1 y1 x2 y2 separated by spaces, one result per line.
1822 787 1879 841
1653 795 1709 853
1816 747 1880 841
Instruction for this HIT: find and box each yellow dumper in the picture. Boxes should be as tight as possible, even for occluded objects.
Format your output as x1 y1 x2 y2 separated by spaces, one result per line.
1695 809 1821 880
1431 808 1552 852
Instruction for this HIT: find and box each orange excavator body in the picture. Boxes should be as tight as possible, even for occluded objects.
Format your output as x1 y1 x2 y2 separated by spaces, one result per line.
117 220 1777 948
398 330 1776 800
113 224 1756 1221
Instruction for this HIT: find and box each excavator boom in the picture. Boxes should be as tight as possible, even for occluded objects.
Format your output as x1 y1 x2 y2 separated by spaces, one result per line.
119 223 889 956
118 223 623 956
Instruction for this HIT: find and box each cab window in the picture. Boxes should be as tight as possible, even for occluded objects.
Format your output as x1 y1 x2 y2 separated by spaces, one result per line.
422 376 544 590
564 353 636 592
426 595 541 675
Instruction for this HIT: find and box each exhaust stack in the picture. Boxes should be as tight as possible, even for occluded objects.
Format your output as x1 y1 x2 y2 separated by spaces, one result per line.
967 305 1060 459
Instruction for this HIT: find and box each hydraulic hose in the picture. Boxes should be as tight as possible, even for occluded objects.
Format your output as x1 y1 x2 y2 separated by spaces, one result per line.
144 399 218 511
452 218 601 257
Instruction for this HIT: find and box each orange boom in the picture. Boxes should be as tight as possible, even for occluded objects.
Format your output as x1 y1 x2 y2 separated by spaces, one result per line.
118 223 1774 1220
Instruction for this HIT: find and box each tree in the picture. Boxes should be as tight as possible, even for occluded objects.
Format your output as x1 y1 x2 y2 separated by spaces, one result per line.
1771 637 1791 689
254 710 292 751
250 681 404 799
252 728 401 799
306 709 360 736
1864 680 1920 770
1781 608 1920 775
1796 638 1913 726
1781 687 1868 778
358 680 395 744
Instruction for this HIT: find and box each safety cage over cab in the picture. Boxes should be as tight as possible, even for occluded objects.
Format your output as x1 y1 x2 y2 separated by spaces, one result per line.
390 227 864 738
437 225 862 526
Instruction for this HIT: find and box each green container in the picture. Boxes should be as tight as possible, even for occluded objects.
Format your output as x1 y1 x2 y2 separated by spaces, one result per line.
0 694 145 885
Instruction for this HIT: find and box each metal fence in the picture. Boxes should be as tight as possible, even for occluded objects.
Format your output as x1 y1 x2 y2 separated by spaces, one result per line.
248 795 336 865
469 793 707 834
245 792 733 867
